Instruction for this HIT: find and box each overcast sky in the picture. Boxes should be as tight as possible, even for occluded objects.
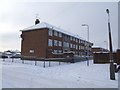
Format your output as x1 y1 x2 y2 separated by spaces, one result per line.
0 0 119 52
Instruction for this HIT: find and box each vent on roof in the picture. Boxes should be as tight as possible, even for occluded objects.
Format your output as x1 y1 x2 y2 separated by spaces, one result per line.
35 19 40 25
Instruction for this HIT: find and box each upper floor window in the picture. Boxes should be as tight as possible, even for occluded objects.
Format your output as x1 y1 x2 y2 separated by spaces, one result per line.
54 31 58 36
79 39 81 43
76 45 78 49
48 39 52 46
79 45 81 50
59 41 62 46
73 44 75 49
81 40 83 44
49 30 53 36
54 40 58 46
76 38 78 43
73 37 75 41
70 37 72 41
70 43 73 48
59 32 62 37
63 42 69 48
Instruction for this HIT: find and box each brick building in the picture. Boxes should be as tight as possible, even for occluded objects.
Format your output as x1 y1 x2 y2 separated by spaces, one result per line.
20 19 93 60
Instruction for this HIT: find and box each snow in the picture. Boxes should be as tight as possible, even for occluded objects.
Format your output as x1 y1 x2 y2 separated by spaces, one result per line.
21 22 84 40
0 58 118 88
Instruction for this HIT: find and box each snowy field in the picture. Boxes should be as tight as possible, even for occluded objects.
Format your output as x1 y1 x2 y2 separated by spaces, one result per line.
0 58 118 88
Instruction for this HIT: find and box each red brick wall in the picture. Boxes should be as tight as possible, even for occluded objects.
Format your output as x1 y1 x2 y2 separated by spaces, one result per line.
94 50 120 65
21 28 48 58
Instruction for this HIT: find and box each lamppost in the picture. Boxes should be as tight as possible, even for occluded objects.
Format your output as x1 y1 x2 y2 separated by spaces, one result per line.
82 24 89 66
106 9 115 80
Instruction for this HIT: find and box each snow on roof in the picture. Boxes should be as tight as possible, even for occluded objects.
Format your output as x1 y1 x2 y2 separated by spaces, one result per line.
21 22 84 40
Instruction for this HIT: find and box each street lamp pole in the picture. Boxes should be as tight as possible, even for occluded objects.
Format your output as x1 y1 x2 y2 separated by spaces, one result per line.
106 9 115 80
82 24 89 66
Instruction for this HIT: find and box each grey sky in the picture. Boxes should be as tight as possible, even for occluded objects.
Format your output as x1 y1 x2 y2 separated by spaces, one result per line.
0 1 118 51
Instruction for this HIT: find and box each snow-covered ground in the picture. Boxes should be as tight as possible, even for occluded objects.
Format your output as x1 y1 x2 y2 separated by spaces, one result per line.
0 58 118 88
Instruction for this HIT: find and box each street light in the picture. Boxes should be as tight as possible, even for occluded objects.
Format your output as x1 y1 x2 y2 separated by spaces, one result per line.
82 24 89 66
106 9 115 80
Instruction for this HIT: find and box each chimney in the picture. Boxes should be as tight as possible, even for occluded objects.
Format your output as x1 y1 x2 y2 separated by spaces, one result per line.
35 19 40 25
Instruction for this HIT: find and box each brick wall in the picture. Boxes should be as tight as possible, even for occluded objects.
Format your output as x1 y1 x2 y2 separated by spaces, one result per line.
94 49 120 65
21 28 48 59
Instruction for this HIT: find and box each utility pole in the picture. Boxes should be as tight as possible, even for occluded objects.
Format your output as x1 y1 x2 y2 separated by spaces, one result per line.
106 9 115 80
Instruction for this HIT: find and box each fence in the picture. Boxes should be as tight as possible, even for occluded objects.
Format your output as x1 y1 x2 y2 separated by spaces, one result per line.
1 58 71 68
93 49 120 65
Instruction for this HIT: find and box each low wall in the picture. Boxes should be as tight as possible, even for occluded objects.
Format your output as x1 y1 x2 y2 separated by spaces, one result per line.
93 49 120 65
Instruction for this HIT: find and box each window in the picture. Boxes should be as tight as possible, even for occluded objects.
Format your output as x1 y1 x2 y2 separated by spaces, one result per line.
79 39 81 43
63 42 69 48
49 30 53 36
54 31 58 36
64 35 68 41
59 41 62 46
81 46 84 49
54 40 58 46
76 39 78 43
48 39 52 46
70 37 72 41
73 37 75 41
66 42 69 48
59 32 62 37
76 45 78 49
79 45 81 50
70 43 73 48
73 44 75 49
81 40 83 44
29 49 34 53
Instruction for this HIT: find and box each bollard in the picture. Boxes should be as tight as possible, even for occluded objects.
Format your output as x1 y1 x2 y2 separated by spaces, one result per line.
59 61 61 65
43 60 45 68
49 61 51 67
22 60 24 64
35 61 37 66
